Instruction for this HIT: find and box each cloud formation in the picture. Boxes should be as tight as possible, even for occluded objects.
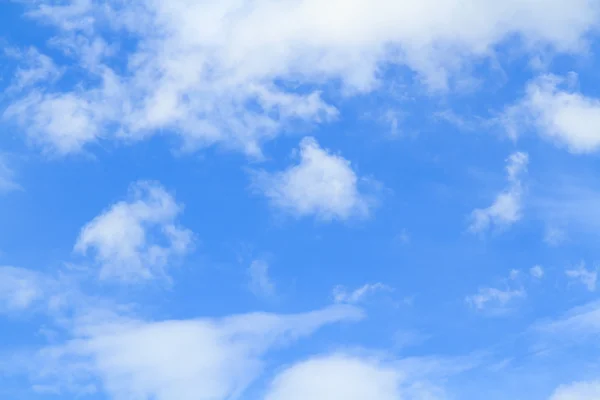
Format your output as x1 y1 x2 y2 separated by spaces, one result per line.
469 152 529 233
35 305 364 400
265 354 405 400
253 137 374 220
3 0 599 155
566 263 597 292
507 74 600 153
333 283 393 304
550 380 600 400
0 156 18 193
0 266 75 317
74 181 193 282
466 287 525 313
2 2 600 399
264 352 485 400
530 265 544 279
248 259 276 298
533 300 600 342
0 266 46 312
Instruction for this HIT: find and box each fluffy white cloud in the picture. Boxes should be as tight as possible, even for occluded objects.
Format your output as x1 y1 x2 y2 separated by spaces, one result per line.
248 259 275 298
4 70 123 156
265 355 404 400
530 265 544 279
469 152 529 233
550 380 600 400
264 353 479 400
74 181 193 282
35 305 364 400
566 263 597 292
333 283 393 304
5 0 600 155
507 74 600 154
253 137 374 220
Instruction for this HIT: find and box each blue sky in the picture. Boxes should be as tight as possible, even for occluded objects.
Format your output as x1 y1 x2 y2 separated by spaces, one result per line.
2 1 600 399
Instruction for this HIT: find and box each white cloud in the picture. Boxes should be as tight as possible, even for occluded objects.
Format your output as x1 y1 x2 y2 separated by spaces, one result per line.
5 93 99 155
74 181 193 282
532 180 600 239
532 300 600 340
333 283 393 304
0 266 71 315
469 151 529 233
466 287 525 313
248 259 275 298
544 227 567 246
4 69 123 155
394 229 411 245
566 263 597 292
35 305 364 400
264 353 481 400
6 47 62 91
253 137 374 220
466 269 527 313
506 74 600 154
550 380 600 400
530 265 544 279
264 355 404 400
393 330 429 349
527 302 600 396
5 0 600 155
0 266 45 312
0 156 18 193
379 109 405 138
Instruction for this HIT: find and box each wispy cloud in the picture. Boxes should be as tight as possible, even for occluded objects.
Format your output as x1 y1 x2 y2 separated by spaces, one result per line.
248 259 276 298
469 152 528 233
0 157 18 193
466 268 527 314
466 287 525 314
533 179 600 240
566 262 597 292
333 283 393 305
